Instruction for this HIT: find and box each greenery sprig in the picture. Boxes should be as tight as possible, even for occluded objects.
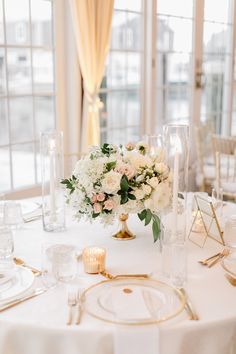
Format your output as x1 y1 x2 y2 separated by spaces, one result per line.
138 209 161 242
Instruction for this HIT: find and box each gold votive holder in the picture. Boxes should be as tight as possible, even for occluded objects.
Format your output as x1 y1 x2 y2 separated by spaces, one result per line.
82 247 106 274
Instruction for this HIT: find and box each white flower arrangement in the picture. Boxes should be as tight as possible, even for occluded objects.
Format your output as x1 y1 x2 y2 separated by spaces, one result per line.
62 142 172 242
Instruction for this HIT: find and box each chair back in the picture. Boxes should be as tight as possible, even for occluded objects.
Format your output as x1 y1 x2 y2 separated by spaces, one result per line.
212 134 236 197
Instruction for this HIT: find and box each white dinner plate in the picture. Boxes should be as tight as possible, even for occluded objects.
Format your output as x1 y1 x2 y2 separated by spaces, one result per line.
0 266 34 303
83 277 186 325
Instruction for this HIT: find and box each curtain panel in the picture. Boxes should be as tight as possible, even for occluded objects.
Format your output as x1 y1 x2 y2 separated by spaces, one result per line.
69 0 114 152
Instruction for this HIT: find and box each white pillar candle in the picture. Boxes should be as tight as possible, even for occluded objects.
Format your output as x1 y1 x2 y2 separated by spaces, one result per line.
172 150 179 238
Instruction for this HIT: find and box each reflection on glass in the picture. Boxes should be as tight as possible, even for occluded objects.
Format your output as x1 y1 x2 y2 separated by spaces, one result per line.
157 0 193 18
127 13 142 50
100 90 140 145
126 91 140 126
7 48 31 94
31 0 53 47
109 52 126 87
9 97 33 144
12 143 35 189
5 0 30 45
111 11 126 50
0 99 9 146
204 22 230 55
127 53 140 86
33 50 54 93
35 96 55 138
0 48 6 95
0 148 11 192
158 16 192 53
114 0 141 12
204 0 232 24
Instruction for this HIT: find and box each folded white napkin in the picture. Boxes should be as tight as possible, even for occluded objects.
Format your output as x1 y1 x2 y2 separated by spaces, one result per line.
112 286 160 354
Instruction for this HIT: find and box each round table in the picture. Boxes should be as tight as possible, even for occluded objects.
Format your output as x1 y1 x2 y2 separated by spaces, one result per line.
0 200 236 354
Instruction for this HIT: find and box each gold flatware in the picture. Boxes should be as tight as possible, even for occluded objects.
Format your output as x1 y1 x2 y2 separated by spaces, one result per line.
100 270 149 280
0 288 47 312
13 257 41 276
198 252 221 265
75 289 84 325
67 291 77 325
207 249 230 268
179 288 199 321
225 273 236 286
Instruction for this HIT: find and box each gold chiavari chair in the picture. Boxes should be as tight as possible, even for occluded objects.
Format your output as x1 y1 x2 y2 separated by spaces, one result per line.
194 123 215 192
212 134 236 201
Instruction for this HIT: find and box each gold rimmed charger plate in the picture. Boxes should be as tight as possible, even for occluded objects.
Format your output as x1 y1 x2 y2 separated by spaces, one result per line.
82 277 186 325
221 252 236 277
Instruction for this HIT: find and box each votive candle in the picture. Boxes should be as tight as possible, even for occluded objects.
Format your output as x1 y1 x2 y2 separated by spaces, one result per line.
82 247 106 274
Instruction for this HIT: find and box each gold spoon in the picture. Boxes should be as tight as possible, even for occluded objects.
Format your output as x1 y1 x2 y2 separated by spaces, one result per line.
13 257 41 276
100 270 149 279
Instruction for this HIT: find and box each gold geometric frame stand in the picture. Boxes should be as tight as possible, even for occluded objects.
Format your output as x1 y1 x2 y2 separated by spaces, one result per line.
188 195 225 248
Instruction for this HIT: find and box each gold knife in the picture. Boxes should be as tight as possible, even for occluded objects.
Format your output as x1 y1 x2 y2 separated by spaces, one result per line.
0 288 47 312
179 288 199 321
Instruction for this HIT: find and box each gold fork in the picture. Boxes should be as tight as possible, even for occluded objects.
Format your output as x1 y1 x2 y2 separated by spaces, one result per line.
198 252 221 266
67 291 77 325
207 249 230 268
13 257 41 276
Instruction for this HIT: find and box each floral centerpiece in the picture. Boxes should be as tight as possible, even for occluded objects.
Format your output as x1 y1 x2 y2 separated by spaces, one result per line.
62 142 172 242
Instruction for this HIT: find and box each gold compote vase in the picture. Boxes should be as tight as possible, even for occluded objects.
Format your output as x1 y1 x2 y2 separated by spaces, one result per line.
112 213 135 240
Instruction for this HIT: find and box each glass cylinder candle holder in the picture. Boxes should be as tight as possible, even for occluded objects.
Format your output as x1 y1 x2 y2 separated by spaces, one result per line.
147 134 163 157
40 131 65 232
162 124 190 243
82 247 106 274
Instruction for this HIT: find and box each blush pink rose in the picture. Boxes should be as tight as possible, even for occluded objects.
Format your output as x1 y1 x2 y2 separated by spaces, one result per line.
93 203 102 214
97 192 105 202
91 194 97 203
104 199 115 211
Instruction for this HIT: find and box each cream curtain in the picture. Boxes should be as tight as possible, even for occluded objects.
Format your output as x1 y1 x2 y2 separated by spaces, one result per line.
69 0 114 151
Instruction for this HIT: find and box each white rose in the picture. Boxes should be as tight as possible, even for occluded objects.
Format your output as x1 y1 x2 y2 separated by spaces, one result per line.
134 188 145 200
142 184 152 195
155 162 169 175
151 182 171 212
126 152 152 170
148 177 159 189
102 171 121 194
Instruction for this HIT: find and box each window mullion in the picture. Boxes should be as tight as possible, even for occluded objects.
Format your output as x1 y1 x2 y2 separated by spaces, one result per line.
222 0 236 135
142 0 156 135
2 0 13 191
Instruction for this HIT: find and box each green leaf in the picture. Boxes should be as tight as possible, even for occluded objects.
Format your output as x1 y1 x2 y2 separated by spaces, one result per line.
178 192 184 200
106 161 116 171
120 194 128 204
152 220 161 242
138 209 147 221
120 175 129 192
128 193 136 200
152 214 160 227
145 209 152 226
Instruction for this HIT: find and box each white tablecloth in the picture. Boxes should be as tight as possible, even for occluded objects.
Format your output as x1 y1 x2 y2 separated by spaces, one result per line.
0 201 236 354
